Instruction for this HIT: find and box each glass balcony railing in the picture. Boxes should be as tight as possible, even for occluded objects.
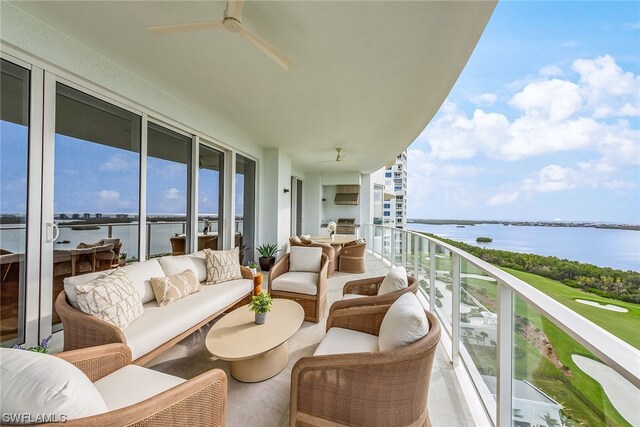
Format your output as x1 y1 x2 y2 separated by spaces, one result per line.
363 224 640 427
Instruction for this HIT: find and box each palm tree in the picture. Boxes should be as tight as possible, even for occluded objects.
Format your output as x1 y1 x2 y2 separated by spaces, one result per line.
540 412 560 427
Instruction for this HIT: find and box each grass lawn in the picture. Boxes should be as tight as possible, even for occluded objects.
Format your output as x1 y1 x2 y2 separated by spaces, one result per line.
503 267 640 349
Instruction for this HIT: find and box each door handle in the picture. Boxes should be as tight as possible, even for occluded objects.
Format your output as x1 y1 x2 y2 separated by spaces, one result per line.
46 222 59 243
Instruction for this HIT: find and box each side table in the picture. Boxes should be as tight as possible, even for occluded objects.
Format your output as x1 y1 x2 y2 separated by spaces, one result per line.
253 272 263 295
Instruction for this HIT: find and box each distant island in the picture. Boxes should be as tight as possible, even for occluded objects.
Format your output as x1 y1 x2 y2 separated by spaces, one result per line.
407 219 640 232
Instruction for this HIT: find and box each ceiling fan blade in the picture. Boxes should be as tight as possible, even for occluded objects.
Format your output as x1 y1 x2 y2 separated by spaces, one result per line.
239 27 293 70
147 20 224 35
226 0 245 20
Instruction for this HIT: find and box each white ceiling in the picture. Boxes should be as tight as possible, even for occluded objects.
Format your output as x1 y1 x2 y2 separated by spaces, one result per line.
13 1 495 173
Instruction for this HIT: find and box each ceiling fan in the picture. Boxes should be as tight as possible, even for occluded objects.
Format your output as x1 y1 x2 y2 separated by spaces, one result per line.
317 148 354 164
147 0 292 70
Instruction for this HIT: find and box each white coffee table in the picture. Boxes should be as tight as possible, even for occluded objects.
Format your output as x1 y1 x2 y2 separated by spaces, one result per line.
205 299 304 382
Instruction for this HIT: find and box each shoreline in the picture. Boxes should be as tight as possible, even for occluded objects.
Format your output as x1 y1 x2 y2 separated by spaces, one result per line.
408 219 640 232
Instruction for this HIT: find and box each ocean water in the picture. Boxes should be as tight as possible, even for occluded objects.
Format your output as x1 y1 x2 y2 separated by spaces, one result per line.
408 223 639 272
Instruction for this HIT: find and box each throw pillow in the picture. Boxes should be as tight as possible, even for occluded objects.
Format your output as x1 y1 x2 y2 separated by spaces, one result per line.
289 246 323 272
291 236 301 243
75 268 143 330
0 348 108 422
205 247 242 285
150 269 201 306
378 266 409 295
378 293 429 351
300 235 312 244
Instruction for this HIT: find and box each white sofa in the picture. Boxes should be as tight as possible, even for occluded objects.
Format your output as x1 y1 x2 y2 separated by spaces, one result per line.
56 251 253 364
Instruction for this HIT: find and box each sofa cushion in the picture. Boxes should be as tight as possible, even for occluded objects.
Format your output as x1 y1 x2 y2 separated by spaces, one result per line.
124 278 252 360
75 269 144 330
313 327 379 356
64 270 112 309
121 259 166 304
205 248 242 285
0 348 108 422
378 266 409 295
378 293 429 352
289 246 322 273
150 269 201 307
94 365 185 411
159 252 207 283
271 272 318 295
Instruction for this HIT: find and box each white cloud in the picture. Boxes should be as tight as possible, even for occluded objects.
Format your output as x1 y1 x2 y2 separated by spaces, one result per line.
602 180 638 190
540 65 562 77
486 191 519 206
100 156 129 171
165 187 180 200
623 22 640 31
98 190 120 201
470 92 497 106
509 79 582 122
523 165 577 192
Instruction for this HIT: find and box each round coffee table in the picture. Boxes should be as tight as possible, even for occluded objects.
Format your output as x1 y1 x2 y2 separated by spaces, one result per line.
205 299 304 382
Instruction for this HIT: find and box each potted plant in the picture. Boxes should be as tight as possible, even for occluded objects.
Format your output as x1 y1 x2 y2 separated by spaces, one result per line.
257 243 280 271
13 335 52 353
248 262 258 275
327 220 337 240
118 252 127 267
249 292 272 324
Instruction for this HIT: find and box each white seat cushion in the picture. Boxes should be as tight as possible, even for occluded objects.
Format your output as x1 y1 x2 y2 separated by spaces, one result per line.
0 348 108 422
121 260 166 303
378 266 409 295
342 293 364 300
159 252 207 283
313 327 379 356
271 272 318 295
289 246 322 273
378 293 429 351
94 365 185 411
124 278 252 360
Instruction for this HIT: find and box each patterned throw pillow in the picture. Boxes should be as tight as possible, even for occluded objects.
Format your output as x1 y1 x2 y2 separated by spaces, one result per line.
150 269 201 306
75 268 143 330
205 247 242 285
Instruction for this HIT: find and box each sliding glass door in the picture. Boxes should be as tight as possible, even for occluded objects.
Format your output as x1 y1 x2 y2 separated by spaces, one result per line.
236 155 256 264
0 59 30 346
198 143 224 250
52 83 141 331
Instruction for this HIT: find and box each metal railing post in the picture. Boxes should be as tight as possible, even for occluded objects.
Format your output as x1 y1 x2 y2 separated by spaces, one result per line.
401 230 407 267
429 240 436 313
497 281 513 427
108 225 113 238
390 228 396 266
452 253 461 366
413 233 419 283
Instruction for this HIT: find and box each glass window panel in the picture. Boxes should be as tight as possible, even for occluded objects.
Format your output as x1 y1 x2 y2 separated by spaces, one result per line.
236 154 256 264
54 83 141 331
198 143 224 250
373 185 383 225
0 59 30 346
147 123 190 258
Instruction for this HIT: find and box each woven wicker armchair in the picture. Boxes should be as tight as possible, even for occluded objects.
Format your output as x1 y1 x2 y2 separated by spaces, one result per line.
269 252 329 322
328 274 418 315
33 344 227 426
337 239 367 273
289 237 337 277
290 303 441 427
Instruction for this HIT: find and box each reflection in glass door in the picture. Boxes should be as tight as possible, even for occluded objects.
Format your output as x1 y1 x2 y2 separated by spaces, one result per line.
52 83 141 331
0 59 30 346
236 155 256 264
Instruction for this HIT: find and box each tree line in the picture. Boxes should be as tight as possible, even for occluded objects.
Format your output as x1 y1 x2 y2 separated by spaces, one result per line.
419 233 640 304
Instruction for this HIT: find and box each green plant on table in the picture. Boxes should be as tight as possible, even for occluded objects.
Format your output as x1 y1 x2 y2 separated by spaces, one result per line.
249 292 273 314
257 243 280 258
249 262 258 269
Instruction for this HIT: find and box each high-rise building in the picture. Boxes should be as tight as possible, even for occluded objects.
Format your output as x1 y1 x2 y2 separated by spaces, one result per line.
384 151 407 229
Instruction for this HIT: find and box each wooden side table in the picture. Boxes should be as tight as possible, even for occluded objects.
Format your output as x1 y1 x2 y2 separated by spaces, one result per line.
253 272 263 295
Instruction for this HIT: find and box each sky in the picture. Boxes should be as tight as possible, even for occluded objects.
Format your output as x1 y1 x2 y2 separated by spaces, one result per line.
407 1 640 224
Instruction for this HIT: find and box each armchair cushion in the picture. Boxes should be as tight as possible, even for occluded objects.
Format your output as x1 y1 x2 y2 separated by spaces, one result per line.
94 365 185 411
378 266 409 295
0 348 108 422
289 246 323 272
313 327 379 356
271 272 319 295
205 247 242 285
342 293 364 300
150 269 201 306
75 268 144 330
379 293 429 351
